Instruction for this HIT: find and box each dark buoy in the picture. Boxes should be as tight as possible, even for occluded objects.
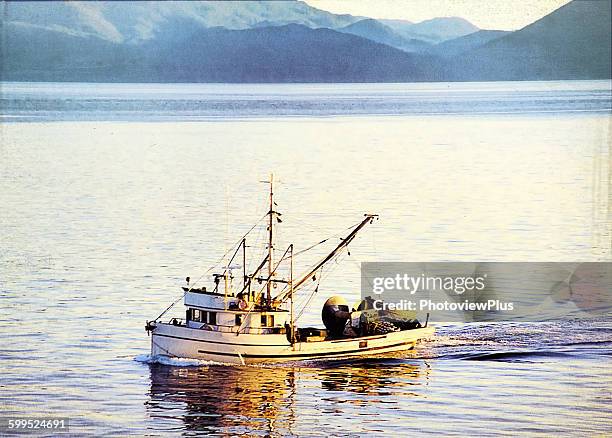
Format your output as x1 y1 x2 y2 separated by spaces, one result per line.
322 296 351 337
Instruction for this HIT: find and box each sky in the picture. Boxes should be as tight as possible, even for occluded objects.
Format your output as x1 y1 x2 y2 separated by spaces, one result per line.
304 0 573 30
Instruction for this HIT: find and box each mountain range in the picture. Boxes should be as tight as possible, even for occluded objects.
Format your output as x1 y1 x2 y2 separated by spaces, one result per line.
1 0 610 82
447 0 611 80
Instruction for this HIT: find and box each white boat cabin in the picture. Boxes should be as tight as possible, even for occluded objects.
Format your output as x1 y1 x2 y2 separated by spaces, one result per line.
183 288 289 335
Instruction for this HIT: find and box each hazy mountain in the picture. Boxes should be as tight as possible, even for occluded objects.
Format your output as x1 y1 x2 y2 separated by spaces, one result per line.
410 17 479 41
429 30 509 57
449 0 612 80
2 21 134 81
1 1 479 46
1 0 609 83
381 17 479 43
338 19 431 53
146 23 437 82
1 20 437 82
0 1 362 43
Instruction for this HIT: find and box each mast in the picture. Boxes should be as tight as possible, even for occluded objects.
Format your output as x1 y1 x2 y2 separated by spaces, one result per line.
242 238 247 290
289 243 294 344
267 173 274 305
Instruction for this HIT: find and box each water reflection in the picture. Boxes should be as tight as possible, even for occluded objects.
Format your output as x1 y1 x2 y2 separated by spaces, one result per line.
147 364 298 436
146 358 430 435
316 358 429 398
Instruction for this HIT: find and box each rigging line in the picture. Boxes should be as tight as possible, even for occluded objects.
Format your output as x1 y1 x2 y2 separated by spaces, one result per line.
215 213 268 278
245 222 267 275
152 213 268 322
290 216 358 236
274 220 363 299
293 220 363 257
245 244 293 302
291 221 358 259
371 219 379 256
294 267 323 323
292 269 324 307
273 219 363 261
248 223 265 265
292 247 349 317
292 246 347 321
292 238 330 258
237 245 292 334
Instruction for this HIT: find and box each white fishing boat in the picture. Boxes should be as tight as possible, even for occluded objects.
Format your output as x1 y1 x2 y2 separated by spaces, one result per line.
146 176 433 365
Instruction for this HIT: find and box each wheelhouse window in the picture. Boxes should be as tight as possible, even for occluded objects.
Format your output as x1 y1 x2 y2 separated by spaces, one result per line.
187 309 218 325
261 315 274 327
192 309 201 322
189 309 217 325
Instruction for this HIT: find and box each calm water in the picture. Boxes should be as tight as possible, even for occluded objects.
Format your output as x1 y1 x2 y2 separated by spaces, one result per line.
1 81 611 436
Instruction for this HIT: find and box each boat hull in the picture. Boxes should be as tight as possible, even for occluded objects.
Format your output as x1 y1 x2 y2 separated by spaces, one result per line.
151 322 434 364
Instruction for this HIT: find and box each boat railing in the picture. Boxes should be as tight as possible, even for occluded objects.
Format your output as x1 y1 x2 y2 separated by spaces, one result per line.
167 318 186 326
162 318 285 335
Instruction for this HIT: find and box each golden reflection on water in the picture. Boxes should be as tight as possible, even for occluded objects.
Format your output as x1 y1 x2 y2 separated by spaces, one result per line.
316 358 429 399
146 359 430 435
148 365 298 435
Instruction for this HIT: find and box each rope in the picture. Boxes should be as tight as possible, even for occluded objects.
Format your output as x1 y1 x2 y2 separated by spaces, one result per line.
294 267 323 323
246 220 266 274
273 220 363 300
152 213 267 322
292 220 361 258
293 246 349 323
236 244 293 334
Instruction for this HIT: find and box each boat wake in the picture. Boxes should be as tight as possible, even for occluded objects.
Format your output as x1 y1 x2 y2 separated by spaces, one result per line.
455 350 575 362
410 319 612 362
134 354 220 367
134 353 300 368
